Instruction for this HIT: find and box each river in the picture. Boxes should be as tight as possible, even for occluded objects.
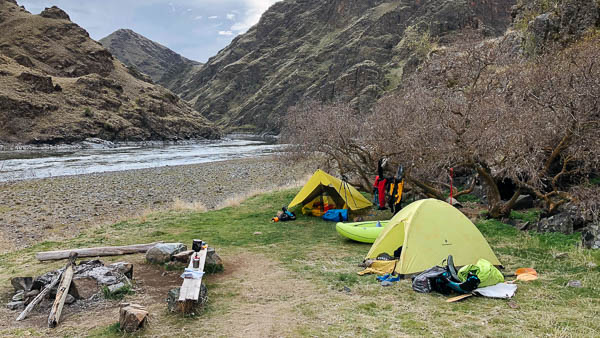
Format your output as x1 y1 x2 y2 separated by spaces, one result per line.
0 136 282 182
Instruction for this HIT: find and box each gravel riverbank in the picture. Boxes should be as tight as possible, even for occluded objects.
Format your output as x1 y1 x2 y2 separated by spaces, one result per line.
0 157 315 253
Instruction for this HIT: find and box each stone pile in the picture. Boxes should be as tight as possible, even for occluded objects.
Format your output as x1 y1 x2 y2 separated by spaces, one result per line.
6 260 133 312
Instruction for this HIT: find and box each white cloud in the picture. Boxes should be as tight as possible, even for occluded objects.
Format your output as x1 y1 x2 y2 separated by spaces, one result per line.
226 13 235 20
218 30 234 36
208 15 218 19
230 0 280 33
194 15 202 20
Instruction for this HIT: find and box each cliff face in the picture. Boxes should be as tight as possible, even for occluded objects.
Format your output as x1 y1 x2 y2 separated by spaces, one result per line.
99 29 203 92
0 1 219 144
175 0 515 132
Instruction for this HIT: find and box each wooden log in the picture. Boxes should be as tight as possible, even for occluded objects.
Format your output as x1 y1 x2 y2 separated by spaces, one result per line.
36 242 161 261
16 269 64 321
48 253 77 328
178 247 207 303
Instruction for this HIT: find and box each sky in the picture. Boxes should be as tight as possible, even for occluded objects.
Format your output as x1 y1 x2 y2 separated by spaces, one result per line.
17 0 281 62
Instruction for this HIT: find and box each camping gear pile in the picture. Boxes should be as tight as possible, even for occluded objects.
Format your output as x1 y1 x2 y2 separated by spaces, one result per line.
272 207 296 222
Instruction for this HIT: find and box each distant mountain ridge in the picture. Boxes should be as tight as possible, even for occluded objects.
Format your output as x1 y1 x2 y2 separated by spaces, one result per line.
0 0 219 144
99 29 203 92
175 0 516 132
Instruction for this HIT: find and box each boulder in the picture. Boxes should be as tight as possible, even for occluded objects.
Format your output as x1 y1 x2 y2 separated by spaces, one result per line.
108 262 133 279
71 276 100 299
146 243 187 264
513 195 534 210
10 277 32 292
205 247 224 273
536 213 574 234
119 304 148 333
581 223 600 249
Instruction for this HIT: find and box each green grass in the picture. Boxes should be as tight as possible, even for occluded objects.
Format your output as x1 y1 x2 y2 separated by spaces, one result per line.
510 209 542 223
456 193 481 203
1 188 600 337
102 284 134 300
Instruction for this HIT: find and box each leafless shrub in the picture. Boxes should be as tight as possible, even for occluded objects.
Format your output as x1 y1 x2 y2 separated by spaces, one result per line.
282 32 600 219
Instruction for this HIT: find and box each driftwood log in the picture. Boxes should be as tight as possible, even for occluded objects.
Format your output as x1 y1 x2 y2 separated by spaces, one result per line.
48 253 77 328
36 242 161 261
16 267 64 321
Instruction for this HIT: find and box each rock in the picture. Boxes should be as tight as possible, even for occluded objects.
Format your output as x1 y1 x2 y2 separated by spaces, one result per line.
39 6 70 20
567 280 583 288
513 195 534 210
6 301 24 310
71 276 100 299
536 213 574 234
119 304 148 333
253 231 262 235
146 243 187 264
166 288 180 313
13 54 34 68
581 223 600 249
10 277 33 292
12 290 24 301
65 294 76 304
166 285 207 313
587 262 598 269
17 72 56 93
205 247 223 273
446 197 462 208
108 262 133 279
107 281 129 294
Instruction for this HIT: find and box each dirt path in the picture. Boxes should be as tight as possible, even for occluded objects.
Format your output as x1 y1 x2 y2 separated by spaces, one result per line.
0 252 336 337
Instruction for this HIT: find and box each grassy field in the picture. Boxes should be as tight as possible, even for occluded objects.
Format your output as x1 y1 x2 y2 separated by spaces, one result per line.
1 188 599 337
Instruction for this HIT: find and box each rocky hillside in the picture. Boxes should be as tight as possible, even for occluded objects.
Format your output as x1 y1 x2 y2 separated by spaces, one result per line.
99 29 203 92
174 0 515 132
0 0 219 145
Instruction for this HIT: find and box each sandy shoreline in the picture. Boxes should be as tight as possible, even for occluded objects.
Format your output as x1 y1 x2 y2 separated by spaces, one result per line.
0 156 314 253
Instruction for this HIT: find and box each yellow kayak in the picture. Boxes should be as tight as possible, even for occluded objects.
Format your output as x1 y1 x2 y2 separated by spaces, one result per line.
335 220 389 243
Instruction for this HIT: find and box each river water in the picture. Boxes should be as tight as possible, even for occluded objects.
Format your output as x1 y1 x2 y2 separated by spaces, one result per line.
0 136 281 182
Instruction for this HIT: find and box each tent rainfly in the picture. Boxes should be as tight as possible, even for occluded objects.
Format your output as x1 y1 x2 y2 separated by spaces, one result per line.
288 169 372 211
366 199 501 276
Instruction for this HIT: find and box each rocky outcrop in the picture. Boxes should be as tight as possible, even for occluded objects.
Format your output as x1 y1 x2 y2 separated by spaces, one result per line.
39 6 70 20
513 0 600 54
176 0 515 132
0 0 219 144
99 29 203 90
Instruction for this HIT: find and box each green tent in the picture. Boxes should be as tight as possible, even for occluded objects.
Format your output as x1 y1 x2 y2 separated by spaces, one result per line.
366 199 501 275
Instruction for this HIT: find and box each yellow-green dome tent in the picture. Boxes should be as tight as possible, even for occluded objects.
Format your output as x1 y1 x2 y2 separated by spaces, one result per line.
288 169 372 211
366 199 501 275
